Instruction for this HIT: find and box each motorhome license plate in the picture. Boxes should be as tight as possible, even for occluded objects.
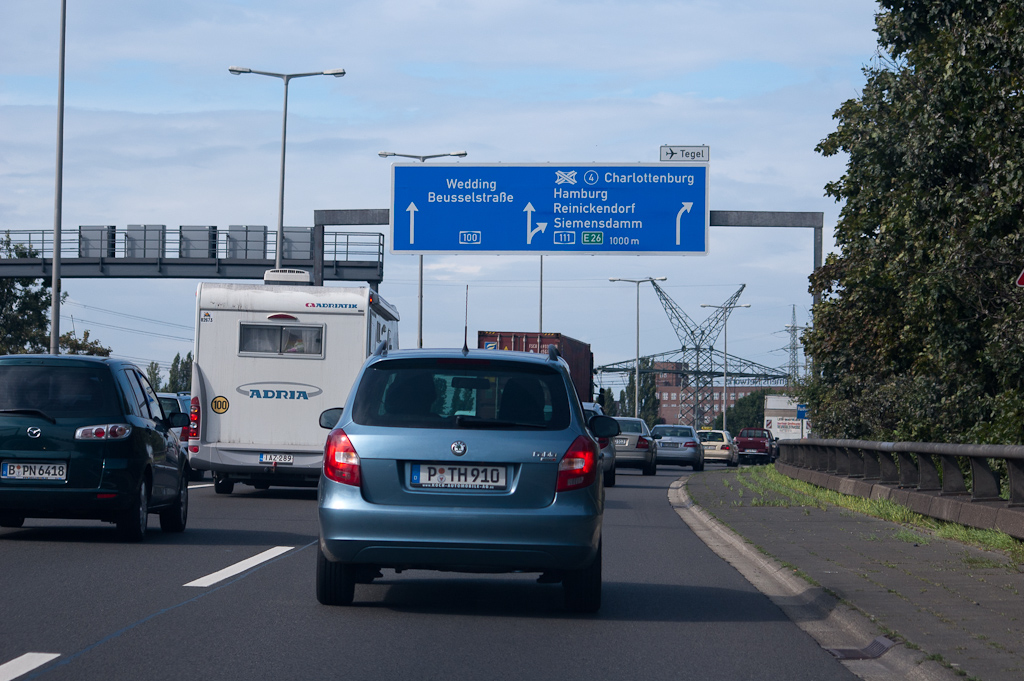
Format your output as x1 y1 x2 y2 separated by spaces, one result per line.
2 462 67 480
411 464 507 490
259 453 294 464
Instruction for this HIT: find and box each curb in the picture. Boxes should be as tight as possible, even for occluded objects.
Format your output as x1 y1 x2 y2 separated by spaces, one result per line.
667 478 961 681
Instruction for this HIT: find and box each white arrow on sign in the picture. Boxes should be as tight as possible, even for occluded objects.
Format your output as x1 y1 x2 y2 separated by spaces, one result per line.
525 203 547 245
407 202 418 244
675 202 693 245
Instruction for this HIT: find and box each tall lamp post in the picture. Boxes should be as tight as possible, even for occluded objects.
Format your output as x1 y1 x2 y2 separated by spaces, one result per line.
610 276 666 418
229 66 346 270
379 151 467 348
700 302 750 433
50 0 68 355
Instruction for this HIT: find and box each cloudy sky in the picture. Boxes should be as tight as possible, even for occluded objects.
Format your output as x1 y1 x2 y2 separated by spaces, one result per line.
0 0 880 391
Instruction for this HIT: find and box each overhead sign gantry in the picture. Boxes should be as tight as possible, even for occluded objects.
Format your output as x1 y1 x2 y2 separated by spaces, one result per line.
389 163 709 256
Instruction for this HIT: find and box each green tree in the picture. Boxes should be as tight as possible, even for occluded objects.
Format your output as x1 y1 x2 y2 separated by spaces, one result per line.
166 352 193 393
59 330 111 356
597 386 618 415
712 389 776 432
805 0 1024 443
146 362 164 391
620 358 660 428
0 234 54 354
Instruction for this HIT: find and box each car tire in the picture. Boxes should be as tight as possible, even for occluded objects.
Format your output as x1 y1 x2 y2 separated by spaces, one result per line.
693 458 704 472
603 464 616 488
189 468 205 482
563 541 601 614
316 545 355 606
727 456 739 468
0 512 25 528
214 475 234 495
159 470 189 533
642 459 657 476
117 478 149 542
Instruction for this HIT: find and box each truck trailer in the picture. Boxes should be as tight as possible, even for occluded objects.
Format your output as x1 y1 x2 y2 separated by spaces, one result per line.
188 282 399 493
476 331 593 403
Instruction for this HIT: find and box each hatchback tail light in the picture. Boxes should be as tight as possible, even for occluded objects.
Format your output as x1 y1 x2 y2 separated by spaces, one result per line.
722 444 731 451
324 429 361 486
556 436 598 492
75 424 132 440
637 436 651 449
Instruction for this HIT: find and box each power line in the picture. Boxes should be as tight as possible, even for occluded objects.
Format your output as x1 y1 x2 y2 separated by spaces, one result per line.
65 299 193 330
61 315 193 342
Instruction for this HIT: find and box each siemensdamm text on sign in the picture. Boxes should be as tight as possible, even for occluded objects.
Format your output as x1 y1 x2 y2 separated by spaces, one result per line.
389 164 709 256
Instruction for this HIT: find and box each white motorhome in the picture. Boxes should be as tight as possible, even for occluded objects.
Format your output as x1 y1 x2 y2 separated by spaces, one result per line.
188 282 399 494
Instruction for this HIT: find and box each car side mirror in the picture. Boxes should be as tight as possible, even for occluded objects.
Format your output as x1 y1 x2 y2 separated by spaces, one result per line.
319 407 344 429
652 433 663 440
167 412 190 428
588 415 619 438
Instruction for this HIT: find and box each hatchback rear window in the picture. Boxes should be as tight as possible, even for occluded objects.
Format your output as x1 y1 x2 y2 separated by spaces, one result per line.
351 358 570 430
653 427 694 438
0 365 121 419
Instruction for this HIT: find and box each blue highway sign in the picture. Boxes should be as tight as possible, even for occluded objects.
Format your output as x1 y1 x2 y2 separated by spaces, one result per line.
389 163 709 255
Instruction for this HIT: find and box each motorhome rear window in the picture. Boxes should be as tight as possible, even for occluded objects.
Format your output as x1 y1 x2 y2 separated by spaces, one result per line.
239 323 323 357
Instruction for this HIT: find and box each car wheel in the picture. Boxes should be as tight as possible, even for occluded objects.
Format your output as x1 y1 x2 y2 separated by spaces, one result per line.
316 544 355 606
563 541 601 613
159 470 189 532
214 475 234 495
693 458 704 472
642 458 657 476
189 468 205 482
0 512 25 528
117 478 149 542
603 464 616 488
727 456 739 468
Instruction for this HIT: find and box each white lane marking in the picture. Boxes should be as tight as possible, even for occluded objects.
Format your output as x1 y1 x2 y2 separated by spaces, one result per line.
188 483 213 489
184 546 294 587
0 653 60 681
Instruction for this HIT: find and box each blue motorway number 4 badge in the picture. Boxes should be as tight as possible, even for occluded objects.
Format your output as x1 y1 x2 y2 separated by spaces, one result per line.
389 163 709 256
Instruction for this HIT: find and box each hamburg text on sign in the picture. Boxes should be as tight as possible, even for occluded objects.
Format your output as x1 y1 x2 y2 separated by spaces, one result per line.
389 163 709 256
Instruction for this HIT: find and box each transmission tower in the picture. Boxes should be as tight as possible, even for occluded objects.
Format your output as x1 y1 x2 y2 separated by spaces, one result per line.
596 282 788 427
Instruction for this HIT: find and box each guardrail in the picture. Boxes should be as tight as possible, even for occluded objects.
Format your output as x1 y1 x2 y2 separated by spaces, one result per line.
778 439 1024 506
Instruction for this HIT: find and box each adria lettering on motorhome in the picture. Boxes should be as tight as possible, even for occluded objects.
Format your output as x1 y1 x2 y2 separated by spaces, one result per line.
236 382 324 399
306 303 357 309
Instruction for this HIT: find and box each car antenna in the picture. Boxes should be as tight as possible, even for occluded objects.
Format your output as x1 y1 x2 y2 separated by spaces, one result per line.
462 285 470 356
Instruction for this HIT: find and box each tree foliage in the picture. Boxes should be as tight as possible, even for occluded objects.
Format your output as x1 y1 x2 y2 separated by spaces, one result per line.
0 234 53 354
59 330 111 356
166 352 193 393
804 0 1024 444
620 358 661 428
712 389 777 432
146 362 164 391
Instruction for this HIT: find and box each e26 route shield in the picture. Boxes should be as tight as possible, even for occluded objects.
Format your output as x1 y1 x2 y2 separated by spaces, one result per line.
389 163 709 255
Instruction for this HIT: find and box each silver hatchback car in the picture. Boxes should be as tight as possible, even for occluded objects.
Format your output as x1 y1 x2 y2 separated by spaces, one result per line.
316 346 619 613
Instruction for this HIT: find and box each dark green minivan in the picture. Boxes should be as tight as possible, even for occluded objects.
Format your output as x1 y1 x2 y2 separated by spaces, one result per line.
0 355 191 541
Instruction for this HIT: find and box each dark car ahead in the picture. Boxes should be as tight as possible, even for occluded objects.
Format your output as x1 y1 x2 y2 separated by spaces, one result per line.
316 346 619 613
0 355 191 541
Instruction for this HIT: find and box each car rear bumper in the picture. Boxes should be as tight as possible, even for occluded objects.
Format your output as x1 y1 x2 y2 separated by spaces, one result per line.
0 487 135 519
191 444 321 485
318 478 602 572
656 449 701 465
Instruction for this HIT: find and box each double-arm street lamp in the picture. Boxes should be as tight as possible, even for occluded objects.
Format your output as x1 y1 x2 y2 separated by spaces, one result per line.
229 66 346 270
378 151 467 348
610 277 667 418
700 302 750 433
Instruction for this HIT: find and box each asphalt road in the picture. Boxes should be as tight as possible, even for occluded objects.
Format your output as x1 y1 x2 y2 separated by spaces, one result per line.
1 467 859 681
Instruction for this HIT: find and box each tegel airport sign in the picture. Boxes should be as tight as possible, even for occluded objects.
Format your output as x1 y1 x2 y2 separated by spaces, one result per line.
389 163 709 255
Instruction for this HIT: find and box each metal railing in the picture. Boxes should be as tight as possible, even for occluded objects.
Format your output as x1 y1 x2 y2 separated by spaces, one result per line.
1 226 383 263
778 439 1024 507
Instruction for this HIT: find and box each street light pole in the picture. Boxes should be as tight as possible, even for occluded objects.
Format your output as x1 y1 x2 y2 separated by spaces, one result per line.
610 276 666 418
49 0 67 355
229 66 346 270
379 151 467 348
700 302 750 433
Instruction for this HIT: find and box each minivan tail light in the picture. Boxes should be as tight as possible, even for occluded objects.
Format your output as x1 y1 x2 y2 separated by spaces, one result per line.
556 435 598 492
75 424 131 440
189 397 200 440
324 429 361 486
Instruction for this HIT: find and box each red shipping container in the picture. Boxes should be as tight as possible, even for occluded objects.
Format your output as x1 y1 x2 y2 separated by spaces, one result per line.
477 331 593 403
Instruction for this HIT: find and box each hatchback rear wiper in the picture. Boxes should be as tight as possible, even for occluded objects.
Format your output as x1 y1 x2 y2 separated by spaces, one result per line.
455 415 546 429
0 409 58 424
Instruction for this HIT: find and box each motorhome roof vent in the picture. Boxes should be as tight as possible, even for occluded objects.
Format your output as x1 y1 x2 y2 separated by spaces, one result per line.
263 269 312 286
